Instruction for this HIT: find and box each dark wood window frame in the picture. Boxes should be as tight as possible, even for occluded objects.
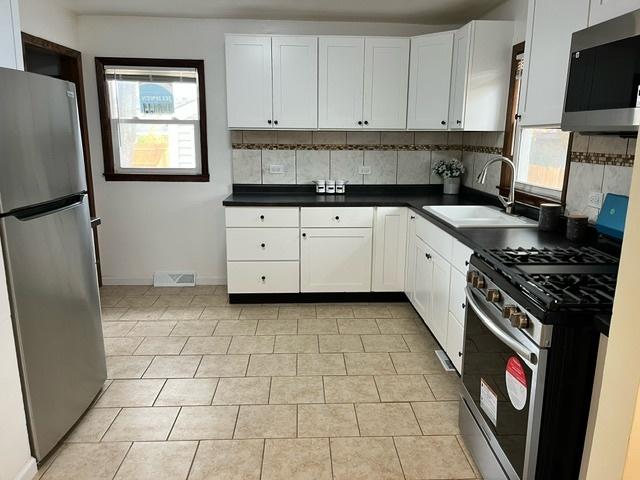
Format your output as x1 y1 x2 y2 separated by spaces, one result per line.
499 42 572 207
95 57 209 182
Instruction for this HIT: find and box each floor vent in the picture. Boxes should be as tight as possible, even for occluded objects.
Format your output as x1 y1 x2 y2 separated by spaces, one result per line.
153 271 197 287
435 349 456 372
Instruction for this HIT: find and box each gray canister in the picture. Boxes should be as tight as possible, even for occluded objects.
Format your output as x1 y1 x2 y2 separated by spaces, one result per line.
538 203 562 232
566 214 589 243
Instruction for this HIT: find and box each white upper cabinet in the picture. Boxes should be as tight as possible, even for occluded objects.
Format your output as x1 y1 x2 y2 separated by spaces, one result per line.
589 0 640 26
449 21 514 131
319 36 409 129
407 32 454 130
318 36 365 129
225 35 273 129
0 0 23 70
362 37 410 129
519 0 590 126
272 36 318 129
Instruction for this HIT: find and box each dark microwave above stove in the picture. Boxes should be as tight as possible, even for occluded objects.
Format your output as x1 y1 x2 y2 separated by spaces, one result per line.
561 8 640 133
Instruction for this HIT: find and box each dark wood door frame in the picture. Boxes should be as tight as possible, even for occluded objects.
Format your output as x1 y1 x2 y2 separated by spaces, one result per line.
21 32 102 285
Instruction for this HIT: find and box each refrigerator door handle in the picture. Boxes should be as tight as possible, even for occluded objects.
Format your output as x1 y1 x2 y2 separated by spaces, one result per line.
9 193 86 221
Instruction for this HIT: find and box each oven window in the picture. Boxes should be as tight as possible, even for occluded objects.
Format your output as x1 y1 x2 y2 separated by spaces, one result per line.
462 305 534 477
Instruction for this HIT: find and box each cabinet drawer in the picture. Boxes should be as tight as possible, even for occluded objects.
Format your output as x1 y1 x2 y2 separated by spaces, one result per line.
226 228 299 261
451 239 473 274
449 268 467 324
227 261 299 293
415 215 453 259
225 207 299 227
301 207 373 228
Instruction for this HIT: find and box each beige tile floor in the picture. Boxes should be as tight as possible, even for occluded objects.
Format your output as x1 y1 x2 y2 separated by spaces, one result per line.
35 285 481 480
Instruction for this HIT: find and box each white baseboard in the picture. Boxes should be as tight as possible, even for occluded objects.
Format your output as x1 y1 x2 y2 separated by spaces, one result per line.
15 457 37 480
102 276 226 286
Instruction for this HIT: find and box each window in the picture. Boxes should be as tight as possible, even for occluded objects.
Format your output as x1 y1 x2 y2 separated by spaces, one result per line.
95 58 208 181
514 127 571 198
501 42 571 204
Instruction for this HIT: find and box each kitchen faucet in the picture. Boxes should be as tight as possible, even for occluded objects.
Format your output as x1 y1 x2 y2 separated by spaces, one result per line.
477 156 516 214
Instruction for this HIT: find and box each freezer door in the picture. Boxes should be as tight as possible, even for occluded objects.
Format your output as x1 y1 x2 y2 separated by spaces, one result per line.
1 195 106 460
0 67 86 214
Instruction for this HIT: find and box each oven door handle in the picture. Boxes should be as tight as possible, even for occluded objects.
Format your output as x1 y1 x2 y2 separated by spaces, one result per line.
465 287 537 365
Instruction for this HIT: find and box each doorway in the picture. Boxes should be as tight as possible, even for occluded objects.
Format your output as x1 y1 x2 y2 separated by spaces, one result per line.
21 33 102 285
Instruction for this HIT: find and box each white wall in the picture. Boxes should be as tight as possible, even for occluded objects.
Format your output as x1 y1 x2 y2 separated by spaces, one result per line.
19 0 78 48
77 16 453 285
0 3 37 479
480 0 528 44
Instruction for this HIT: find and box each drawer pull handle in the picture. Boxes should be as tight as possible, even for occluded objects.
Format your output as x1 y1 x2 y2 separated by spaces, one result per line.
260 243 266 248
259 215 265 221
261 276 266 281
335 216 340 220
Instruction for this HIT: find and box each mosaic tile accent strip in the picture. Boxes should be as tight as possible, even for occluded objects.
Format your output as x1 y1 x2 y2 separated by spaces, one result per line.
570 151 634 167
232 143 502 154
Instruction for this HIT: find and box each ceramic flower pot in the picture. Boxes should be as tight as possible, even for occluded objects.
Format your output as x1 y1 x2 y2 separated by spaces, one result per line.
443 177 461 195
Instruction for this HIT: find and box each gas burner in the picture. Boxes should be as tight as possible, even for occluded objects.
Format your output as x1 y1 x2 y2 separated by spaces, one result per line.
525 273 617 306
485 246 618 266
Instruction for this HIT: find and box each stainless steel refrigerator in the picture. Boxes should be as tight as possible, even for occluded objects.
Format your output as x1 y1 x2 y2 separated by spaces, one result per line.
0 67 106 461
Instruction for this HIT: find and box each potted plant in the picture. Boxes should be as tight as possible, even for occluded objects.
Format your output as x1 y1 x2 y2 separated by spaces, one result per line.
432 158 465 195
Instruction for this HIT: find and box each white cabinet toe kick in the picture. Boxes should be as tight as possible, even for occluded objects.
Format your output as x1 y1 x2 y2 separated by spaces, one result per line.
225 205 472 373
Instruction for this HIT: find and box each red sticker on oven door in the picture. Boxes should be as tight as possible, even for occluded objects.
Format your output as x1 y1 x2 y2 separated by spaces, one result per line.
505 356 528 410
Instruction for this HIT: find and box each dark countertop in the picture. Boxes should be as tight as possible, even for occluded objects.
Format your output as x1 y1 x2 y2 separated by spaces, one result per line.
223 186 573 252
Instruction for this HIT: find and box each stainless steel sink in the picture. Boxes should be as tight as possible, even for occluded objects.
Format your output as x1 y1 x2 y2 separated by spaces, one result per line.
423 205 538 229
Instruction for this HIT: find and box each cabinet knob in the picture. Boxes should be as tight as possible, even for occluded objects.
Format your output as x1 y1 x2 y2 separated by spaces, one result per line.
302 233 306 238
441 120 446 125
461 303 466 309
425 253 432 259
515 114 522 120
267 120 272 124
357 121 363 126
456 120 461 124
410 215 416 220
261 275 266 281
335 216 340 220
274 120 278 125
259 215 265 220
364 120 369 125
458 351 463 357
465 260 469 266
260 243 266 248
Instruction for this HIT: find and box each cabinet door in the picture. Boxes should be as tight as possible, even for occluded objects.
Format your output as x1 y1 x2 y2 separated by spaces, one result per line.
225 35 273 129
413 237 432 323
300 228 372 292
272 36 318 129
318 36 365 129
362 37 410 129
407 32 454 130
404 214 417 303
448 24 471 130
519 0 589 126
0 0 22 69
372 207 408 292
445 313 464 373
589 0 639 26
449 268 467 324
431 250 451 347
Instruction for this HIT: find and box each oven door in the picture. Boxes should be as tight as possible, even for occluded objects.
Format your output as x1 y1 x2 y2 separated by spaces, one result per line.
461 287 547 480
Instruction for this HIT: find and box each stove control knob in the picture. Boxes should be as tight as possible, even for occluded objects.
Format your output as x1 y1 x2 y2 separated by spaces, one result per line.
509 311 530 329
502 305 517 319
472 275 486 289
466 271 477 283
486 289 501 303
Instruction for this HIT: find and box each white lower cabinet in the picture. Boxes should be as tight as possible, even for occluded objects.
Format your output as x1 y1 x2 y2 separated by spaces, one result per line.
431 249 451 347
413 237 433 327
404 213 417 303
301 228 373 292
446 313 464 372
372 207 408 292
227 262 299 293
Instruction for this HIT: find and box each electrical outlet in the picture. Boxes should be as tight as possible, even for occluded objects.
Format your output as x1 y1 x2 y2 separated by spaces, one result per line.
359 165 372 175
269 164 285 174
588 191 603 209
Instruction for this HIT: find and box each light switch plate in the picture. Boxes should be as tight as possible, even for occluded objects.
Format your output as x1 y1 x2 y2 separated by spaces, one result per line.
359 165 372 175
588 191 604 209
269 164 285 174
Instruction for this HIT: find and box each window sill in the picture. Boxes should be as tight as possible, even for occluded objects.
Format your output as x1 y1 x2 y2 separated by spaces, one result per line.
104 173 210 182
498 186 562 207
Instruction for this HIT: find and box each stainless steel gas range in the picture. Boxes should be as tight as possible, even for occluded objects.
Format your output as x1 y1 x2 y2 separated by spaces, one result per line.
459 247 618 480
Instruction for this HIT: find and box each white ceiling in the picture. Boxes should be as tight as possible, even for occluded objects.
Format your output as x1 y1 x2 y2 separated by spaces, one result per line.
56 0 505 25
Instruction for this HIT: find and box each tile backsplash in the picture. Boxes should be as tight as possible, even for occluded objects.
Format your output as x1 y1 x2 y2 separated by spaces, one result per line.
231 130 505 195
566 134 636 221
